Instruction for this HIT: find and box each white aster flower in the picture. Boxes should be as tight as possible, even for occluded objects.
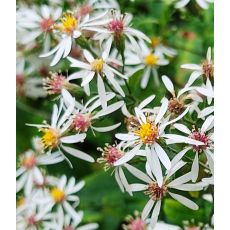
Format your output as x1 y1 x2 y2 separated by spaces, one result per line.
175 0 214 9
129 158 203 229
151 36 177 58
162 75 203 116
97 142 144 195
115 97 203 170
16 59 47 99
38 175 84 223
45 209 99 230
62 89 123 133
16 150 64 195
75 0 120 19
171 115 214 182
40 11 111 66
125 40 169 88
27 100 95 167
93 10 151 53
67 49 127 109
181 47 214 95
17 202 53 230
17 5 62 52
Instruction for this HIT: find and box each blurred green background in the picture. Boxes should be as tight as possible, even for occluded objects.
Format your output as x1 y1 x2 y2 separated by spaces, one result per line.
16 0 214 229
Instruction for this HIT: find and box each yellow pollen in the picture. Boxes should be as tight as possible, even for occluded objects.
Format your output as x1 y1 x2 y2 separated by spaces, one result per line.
41 128 59 150
91 58 104 73
17 197 25 207
55 12 77 34
144 53 158 66
151 37 161 48
135 121 158 144
51 187 65 203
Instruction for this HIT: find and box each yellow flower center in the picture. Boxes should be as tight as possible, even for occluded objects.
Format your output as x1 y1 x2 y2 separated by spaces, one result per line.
17 197 25 207
55 12 77 34
91 58 104 73
144 54 158 66
41 128 59 150
51 187 65 203
135 121 158 144
151 37 161 48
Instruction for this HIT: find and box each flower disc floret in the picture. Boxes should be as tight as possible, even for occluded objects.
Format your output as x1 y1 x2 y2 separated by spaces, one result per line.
135 121 158 144
144 182 167 201
51 187 65 203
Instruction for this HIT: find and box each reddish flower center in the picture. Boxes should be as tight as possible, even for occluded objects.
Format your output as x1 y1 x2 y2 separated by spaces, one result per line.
128 218 147 230
168 97 184 114
16 74 25 87
145 182 167 201
40 18 54 32
22 155 37 169
64 227 74 230
108 19 124 37
43 73 66 94
106 146 123 165
27 215 38 226
190 131 209 152
72 113 91 132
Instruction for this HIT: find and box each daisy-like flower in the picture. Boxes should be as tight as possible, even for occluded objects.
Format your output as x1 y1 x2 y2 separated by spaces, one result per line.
45 210 99 230
169 115 214 182
67 49 127 109
16 59 47 99
40 11 111 66
97 142 143 195
115 97 203 170
39 175 84 223
16 150 64 196
62 89 124 134
75 0 120 19
162 75 203 116
125 40 169 88
16 5 62 52
175 0 214 9
151 36 177 58
27 99 95 167
17 202 53 230
181 47 214 92
129 156 203 228
43 71 82 96
123 211 181 230
122 211 149 230
93 10 151 53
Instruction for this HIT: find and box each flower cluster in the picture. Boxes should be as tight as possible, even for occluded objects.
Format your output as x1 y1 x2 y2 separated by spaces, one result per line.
16 0 214 229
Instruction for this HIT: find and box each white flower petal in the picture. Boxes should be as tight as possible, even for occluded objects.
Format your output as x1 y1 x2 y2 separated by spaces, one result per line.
61 145 95 163
130 183 147 192
60 133 86 144
168 192 199 210
191 152 199 182
154 142 171 170
150 200 161 228
155 98 168 124
124 163 152 183
141 199 155 220
162 75 175 94
167 172 192 187
97 74 107 110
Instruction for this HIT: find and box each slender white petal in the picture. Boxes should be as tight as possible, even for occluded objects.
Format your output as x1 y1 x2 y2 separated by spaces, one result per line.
150 200 161 228
60 134 86 144
61 146 95 162
115 133 139 141
167 172 192 187
130 183 147 192
138 95 155 109
168 192 199 210
191 152 199 182
97 74 107 109
155 98 168 124
124 163 152 183
173 123 191 135
141 199 155 220
181 64 201 71
154 142 171 170
162 75 175 94
92 123 121 132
